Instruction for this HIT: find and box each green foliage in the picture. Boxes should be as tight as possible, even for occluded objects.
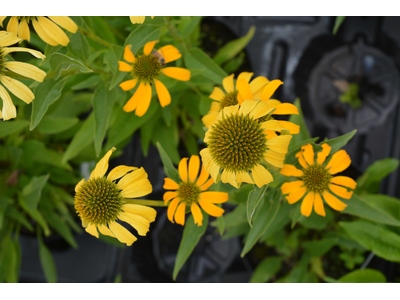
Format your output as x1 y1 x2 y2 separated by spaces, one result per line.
249 256 282 283
336 268 386 283
38 235 57 283
333 16 346 35
247 184 268 227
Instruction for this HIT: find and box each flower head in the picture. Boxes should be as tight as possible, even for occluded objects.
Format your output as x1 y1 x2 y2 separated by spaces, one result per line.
0 16 77 46
163 155 228 226
280 143 356 217
74 147 157 246
200 100 292 189
237 78 300 138
0 31 46 120
129 16 154 24
202 72 269 128
118 41 191 116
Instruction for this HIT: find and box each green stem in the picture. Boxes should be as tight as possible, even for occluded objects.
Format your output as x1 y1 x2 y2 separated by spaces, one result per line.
78 25 112 48
123 199 167 207
164 17 188 53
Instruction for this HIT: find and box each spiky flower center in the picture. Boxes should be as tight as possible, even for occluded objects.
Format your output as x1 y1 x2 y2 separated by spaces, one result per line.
74 177 123 225
301 164 332 194
207 113 267 172
219 91 239 109
177 182 201 204
132 54 162 83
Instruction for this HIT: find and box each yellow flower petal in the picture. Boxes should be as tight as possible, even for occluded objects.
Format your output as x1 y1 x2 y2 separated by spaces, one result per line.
199 191 228 204
107 165 136 182
154 79 171 107
178 157 188 182
117 167 147 190
295 151 308 169
266 135 292 154
199 178 214 191
329 183 353 199
198 199 225 217
301 144 315 166
144 40 158 55
37 16 70 46
264 150 286 168
123 45 135 63
260 79 283 101
250 76 269 98
281 180 304 195
85 223 99 238
48 16 77 33
130 16 145 24
330 176 357 190
109 221 137 246
118 61 133 72
18 18 30 41
90 147 116 179
221 169 239 188
118 211 151 236
323 191 347 211
98 224 115 237
209 87 225 101
158 45 181 64
273 103 299 115
237 72 254 83
167 198 180 223
301 191 314 217
161 67 191 81
4 61 46 82
191 203 203 226
188 155 200 182
75 178 85 193
0 75 34 104
0 30 22 46
119 79 137 92
202 112 219 128
175 202 186 226
278 120 300 134
261 119 288 132
163 178 180 190
2 47 45 59
133 83 152 117
236 171 254 184
163 191 178 203
121 204 157 222
237 78 253 101
196 165 210 187
317 143 332 165
222 74 235 93
120 178 152 198
6 17 19 35
280 164 304 177
0 85 16 121
326 150 351 175
265 99 281 107
32 18 58 46
252 164 273 188
313 193 326 217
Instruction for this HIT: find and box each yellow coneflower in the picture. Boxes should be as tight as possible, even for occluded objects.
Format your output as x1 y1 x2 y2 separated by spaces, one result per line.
129 16 154 24
237 78 300 138
118 41 191 117
200 100 292 189
201 72 269 128
0 16 77 46
74 147 157 246
0 31 46 120
163 155 228 226
280 143 356 217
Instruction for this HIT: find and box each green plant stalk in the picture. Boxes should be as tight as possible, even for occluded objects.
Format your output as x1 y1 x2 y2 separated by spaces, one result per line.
78 26 113 48
164 17 188 53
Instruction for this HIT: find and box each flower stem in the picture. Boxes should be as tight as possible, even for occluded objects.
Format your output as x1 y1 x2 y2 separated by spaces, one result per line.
124 199 167 207
78 26 112 48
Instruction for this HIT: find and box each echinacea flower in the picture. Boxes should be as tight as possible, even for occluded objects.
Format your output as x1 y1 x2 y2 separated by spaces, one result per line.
280 143 356 217
200 100 292 189
0 16 77 46
163 155 228 226
237 78 300 138
118 41 191 116
129 16 154 24
202 72 269 128
74 147 157 246
0 31 46 120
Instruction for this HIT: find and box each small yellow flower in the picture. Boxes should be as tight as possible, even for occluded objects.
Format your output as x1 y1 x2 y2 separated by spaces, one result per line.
202 72 269 128
0 31 46 120
237 77 300 138
118 41 191 116
280 143 356 217
200 100 292 189
129 16 154 24
163 155 228 226
0 16 77 46
74 147 157 246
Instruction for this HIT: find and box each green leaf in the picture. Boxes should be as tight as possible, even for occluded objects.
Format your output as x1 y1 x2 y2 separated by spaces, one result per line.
48 53 92 80
92 85 117 156
0 120 29 138
241 195 281 257
173 214 209 280
109 25 162 90
288 98 311 147
343 193 400 227
103 45 123 75
38 237 57 283
333 16 346 35
1 236 18 283
213 26 255 65
249 256 282 283
247 184 268 227
362 193 400 221
152 119 180 165
89 16 117 44
222 52 245 74
216 215 225 236
302 238 338 257
184 48 227 84
179 16 202 38
62 113 95 163
20 208 50 236
323 129 356 154
356 158 399 193
30 77 68 130
20 175 49 211
7 206 34 232
71 75 102 90
340 220 400 262
67 30 90 62
156 142 180 183
37 116 79 135
338 268 386 283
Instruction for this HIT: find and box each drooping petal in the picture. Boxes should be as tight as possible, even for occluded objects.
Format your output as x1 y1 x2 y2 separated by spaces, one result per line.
17 19 30 41
4 61 46 82
144 40 158 55
198 199 225 217
0 85 16 120
266 135 292 154
323 191 347 211
281 180 304 195
37 16 70 46
154 79 171 107
260 79 283 101
163 178 180 190
272 103 299 115
261 120 288 132
280 164 304 177
130 16 146 24
48 16 78 33
0 75 34 104
6 17 19 35
107 165 136 182
123 45 135 63
236 171 254 184
295 151 308 169
209 87 225 102
89 147 116 179
109 221 137 246
331 176 357 190
252 164 273 188
174 202 186 225
264 150 286 168
278 121 300 134
131 83 152 117
167 198 180 223
75 178 85 193
118 211 151 236
85 223 99 238
117 167 147 190
286 187 307 204
250 76 269 98
161 67 191 81
98 224 115 237
317 143 332 165
326 150 351 175
32 18 58 46
237 72 253 83
118 61 133 72
0 30 22 46
329 184 353 199
123 82 145 112
196 165 210 187
221 169 239 188
313 193 326 217
237 78 253 101
301 144 315 166
163 191 178 203
178 157 188 182
121 204 157 222
191 203 203 226
301 192 314 217
222 74 235 93
199 191 228 204
120 178 152 198
158 45 181 63
2 47 45 59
